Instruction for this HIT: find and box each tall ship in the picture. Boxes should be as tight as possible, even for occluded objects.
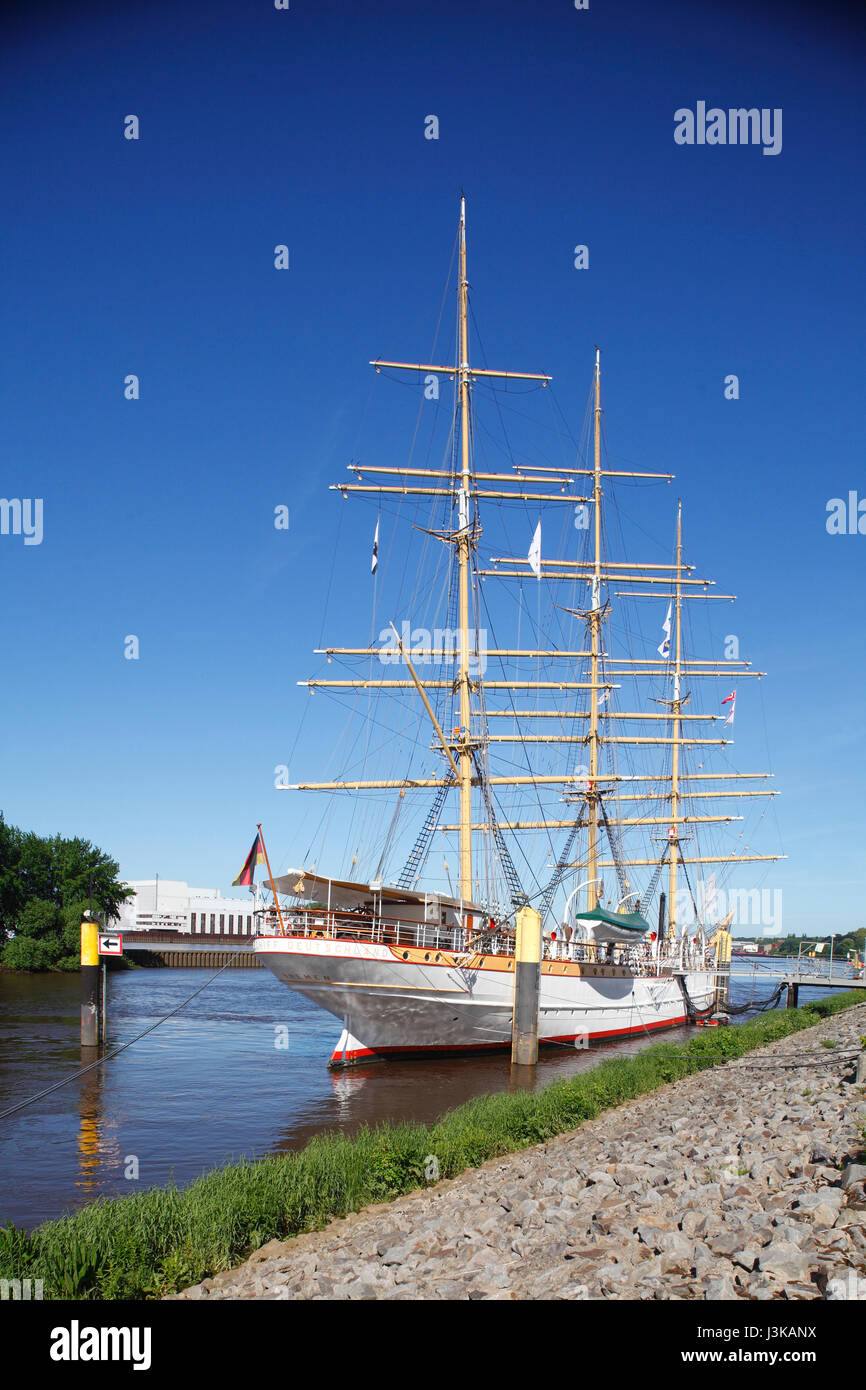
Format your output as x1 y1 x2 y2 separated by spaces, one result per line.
253 198 781 1067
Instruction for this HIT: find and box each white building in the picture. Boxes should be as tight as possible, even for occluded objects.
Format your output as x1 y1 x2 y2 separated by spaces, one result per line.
117 880 258 936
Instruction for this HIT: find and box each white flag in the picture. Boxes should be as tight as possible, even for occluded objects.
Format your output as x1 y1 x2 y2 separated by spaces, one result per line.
722 690 736 727
657 602 671 658
700 873 718 920
371 519 379 575
591 575 600 610
528 520 542 579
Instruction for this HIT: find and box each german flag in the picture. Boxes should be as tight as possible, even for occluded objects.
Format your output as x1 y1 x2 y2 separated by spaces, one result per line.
233 833 266 886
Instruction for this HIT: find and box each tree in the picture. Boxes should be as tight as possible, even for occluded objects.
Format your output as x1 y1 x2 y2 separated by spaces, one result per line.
15 898 63 938
0 813 132 969
0 813 24 937
770 935 801 956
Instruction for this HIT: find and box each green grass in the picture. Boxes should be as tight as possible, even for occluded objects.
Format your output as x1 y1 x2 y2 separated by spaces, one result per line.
1 990 863 1301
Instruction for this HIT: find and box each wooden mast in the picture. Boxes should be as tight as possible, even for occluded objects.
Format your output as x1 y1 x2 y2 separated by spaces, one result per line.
586 348 603 911
456 194 473 903
667 501 684 939
278 207 785 919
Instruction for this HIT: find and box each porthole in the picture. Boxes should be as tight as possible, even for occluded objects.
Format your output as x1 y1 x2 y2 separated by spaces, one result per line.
434 953 441 962
424 953 430 961
402 950 409 960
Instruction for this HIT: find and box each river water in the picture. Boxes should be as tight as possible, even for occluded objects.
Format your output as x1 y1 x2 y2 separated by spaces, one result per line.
0 959 851 1230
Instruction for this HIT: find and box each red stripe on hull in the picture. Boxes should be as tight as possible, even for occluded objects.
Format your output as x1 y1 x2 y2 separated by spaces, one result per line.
327 1012 691 1067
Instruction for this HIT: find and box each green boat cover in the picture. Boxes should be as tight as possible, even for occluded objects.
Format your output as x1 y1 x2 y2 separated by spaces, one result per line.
575 905 651 934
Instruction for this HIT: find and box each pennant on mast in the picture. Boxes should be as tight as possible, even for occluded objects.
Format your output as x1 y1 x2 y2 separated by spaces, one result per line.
527 520 542 579
658 602 672 658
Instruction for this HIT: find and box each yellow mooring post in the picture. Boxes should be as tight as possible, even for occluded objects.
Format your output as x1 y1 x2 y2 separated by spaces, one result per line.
713 926 732 1012
80 914 100 1046
511 905 542 1066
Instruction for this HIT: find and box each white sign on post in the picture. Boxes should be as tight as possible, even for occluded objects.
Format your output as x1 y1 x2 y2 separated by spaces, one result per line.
98 933 123 956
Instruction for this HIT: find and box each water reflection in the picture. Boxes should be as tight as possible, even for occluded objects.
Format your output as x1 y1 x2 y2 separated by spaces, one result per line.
76 1049 102 1194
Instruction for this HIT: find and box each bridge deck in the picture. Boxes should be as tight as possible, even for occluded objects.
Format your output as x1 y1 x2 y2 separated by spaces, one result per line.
728 959 865 989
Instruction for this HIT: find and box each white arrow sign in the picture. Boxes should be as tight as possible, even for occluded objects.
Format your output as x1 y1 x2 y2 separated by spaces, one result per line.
98 934 123 956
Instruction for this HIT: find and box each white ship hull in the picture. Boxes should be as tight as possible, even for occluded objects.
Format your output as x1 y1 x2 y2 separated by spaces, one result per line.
255 934 716 1067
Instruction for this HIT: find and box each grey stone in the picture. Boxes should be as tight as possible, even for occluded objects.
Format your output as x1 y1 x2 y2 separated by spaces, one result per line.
758 1240 813 1283
793 1189 845 1227
732 1245 760 1271
379 1241 415 1266
704 1275 738 1301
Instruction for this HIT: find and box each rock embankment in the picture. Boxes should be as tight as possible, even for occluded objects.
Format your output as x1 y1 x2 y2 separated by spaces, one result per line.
175 1006 866 1300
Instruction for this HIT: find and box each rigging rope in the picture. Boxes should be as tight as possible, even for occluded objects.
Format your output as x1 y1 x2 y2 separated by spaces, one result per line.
0 949 254 1123
472 751 527 910
537 809 586 927
639 845 670 916
395 777 455 890
598 799 629 903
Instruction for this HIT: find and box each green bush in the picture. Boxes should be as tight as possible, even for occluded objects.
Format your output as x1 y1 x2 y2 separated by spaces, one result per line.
1 935 64 971
15 899 63 938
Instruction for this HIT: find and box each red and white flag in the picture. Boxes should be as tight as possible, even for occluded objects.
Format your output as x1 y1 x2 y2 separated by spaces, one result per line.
722 690 736 727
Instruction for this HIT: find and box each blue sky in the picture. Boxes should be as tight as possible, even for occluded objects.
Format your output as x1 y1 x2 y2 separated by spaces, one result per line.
1 0 864 935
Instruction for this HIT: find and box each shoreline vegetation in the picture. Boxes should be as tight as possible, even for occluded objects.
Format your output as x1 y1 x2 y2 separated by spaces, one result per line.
0 812 129 973
1 991 864 1301
765 929 865 958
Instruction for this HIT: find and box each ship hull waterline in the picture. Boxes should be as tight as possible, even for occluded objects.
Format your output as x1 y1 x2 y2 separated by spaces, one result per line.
255 935 716 1068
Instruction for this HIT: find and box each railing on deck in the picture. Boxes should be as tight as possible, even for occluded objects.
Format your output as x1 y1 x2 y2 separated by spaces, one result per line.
260 908 712 975
274 908 467 953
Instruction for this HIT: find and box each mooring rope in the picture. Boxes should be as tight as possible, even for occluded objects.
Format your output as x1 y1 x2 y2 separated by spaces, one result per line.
0 946 255 1123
